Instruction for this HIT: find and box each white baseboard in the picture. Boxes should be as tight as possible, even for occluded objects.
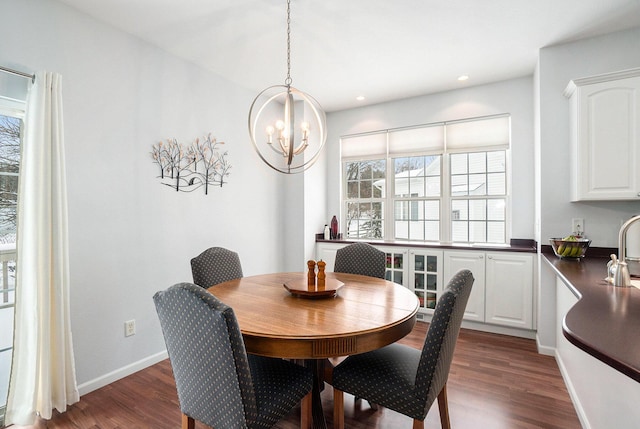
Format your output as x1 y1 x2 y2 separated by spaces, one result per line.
77 350 168 396
416 313 537 340
535 335 555 356
460 320 537 339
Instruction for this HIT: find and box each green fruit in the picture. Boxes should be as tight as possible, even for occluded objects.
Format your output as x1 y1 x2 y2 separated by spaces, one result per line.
557 244 565 254
563 246 574 257
571 246 583 257
563 235 578 241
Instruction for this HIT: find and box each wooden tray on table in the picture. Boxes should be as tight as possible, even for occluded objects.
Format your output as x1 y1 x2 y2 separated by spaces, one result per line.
283 277 344 299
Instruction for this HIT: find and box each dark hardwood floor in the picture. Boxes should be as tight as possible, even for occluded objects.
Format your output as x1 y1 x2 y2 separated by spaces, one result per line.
11 323 581 429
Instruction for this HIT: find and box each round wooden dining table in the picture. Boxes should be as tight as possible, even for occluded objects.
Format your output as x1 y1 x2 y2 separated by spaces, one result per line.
207 271 419 429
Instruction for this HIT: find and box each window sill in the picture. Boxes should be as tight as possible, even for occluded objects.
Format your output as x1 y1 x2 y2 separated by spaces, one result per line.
315 235 537 253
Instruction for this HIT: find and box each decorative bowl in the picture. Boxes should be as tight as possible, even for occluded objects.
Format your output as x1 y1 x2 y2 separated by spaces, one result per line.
549 238 591 259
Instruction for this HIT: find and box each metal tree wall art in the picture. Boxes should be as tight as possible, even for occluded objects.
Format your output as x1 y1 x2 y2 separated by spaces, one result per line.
151 133 231 194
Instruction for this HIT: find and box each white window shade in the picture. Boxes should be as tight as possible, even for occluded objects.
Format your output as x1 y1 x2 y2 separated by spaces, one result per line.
341 132 387 158
446 116 510 151
0 73 29 103
389 124 444 155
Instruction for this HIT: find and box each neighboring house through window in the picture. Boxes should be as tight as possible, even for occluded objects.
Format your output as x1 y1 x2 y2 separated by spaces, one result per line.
341 114 510 244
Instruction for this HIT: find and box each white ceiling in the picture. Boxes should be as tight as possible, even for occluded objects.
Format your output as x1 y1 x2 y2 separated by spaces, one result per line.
57 0 640 112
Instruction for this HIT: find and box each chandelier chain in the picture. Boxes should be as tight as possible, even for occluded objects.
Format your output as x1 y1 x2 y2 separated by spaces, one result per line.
285 0 292 86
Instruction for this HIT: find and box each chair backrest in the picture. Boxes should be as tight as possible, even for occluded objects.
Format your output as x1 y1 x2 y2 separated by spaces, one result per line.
415 269 474 412
153 283 257 428
333 243 386 279
191 246 243 287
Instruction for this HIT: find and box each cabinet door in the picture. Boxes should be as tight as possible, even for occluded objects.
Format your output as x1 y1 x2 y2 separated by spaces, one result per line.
378 247 408 287
315 243 347 272
443 251 485 322
485 252 533 329
409 250 443 313
570 75 640 201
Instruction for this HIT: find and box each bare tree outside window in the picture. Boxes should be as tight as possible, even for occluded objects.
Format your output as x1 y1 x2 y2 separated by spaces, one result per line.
0 111 21 425
344 159 385 239
0 115 20 242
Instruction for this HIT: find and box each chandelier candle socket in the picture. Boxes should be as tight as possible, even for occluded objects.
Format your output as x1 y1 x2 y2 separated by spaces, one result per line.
248 0 327 174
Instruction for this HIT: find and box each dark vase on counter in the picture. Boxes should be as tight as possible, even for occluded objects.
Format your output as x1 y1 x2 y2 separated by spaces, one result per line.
330 215 339 239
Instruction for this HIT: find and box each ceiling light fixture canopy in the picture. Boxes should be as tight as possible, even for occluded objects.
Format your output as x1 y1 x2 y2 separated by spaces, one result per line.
248 0 327 174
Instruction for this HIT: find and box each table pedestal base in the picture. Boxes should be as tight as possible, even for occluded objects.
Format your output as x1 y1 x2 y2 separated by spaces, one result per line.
305 359 330 429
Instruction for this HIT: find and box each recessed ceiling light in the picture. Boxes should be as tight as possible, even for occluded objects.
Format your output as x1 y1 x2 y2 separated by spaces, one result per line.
457 75 469 81
356 95 365 101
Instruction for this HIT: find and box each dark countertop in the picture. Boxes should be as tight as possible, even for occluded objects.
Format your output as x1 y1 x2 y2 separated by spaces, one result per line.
316 236 537 253
543 252 640 382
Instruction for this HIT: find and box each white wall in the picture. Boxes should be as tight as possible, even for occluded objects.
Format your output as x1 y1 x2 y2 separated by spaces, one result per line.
324 76 535 241
535 25 640 362
538 27 640 247
0 0 295 392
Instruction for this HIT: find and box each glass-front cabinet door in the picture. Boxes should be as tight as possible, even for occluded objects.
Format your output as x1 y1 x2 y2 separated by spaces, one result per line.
410 250 443 313
379 247 408 286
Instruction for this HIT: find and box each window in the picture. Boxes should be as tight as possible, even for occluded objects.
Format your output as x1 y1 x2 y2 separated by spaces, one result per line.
393 155 441 241
344 159 385 239
0 75 26 425
450 151 506 243
341 115 510 244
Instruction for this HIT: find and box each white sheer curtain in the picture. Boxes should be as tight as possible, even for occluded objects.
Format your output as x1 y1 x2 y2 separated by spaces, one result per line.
5 71 78 425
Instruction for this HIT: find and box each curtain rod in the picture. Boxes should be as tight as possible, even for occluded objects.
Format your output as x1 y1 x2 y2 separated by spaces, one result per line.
0 66 35 83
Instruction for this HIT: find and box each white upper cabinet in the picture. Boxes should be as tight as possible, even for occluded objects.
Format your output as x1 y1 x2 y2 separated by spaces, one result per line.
564 68 640 201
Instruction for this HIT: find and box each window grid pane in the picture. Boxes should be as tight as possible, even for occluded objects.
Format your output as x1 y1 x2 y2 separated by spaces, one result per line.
450 197 506 243
449 149 506 243
344 160 385 239
394 199 440 242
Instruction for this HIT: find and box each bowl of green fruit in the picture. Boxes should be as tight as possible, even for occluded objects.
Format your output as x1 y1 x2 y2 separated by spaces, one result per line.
549 236 591 259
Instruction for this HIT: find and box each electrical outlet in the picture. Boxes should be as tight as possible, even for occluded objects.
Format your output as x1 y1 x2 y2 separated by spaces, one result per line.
572 218 584 236
124 319 136 337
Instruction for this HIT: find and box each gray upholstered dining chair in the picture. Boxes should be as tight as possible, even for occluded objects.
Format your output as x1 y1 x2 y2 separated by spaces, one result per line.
190 246 243 287
153 282 313 429
333 242 386 279
331 269 474 429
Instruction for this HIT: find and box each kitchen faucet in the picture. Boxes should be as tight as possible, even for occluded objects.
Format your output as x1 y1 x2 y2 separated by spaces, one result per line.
614 215 640 287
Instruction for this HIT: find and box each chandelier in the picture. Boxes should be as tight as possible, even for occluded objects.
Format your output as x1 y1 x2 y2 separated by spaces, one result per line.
248 0 327 174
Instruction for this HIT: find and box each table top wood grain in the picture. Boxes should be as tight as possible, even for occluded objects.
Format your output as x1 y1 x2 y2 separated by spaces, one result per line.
207 272 419 359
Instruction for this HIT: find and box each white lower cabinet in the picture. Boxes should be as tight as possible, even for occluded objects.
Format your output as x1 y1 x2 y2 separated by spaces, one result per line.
315 242 345 271
443 251 486 323
377 246 408 286
443 250 533 329
485 252 533 329
408 249 443 314
316 242 535 331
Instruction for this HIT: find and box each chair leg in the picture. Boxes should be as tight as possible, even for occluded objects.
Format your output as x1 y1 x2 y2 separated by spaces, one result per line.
437 383 451 429
181 413 195 429
300 391 312 429
354 396 378 410
412 418 424 429
333 388 345 429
